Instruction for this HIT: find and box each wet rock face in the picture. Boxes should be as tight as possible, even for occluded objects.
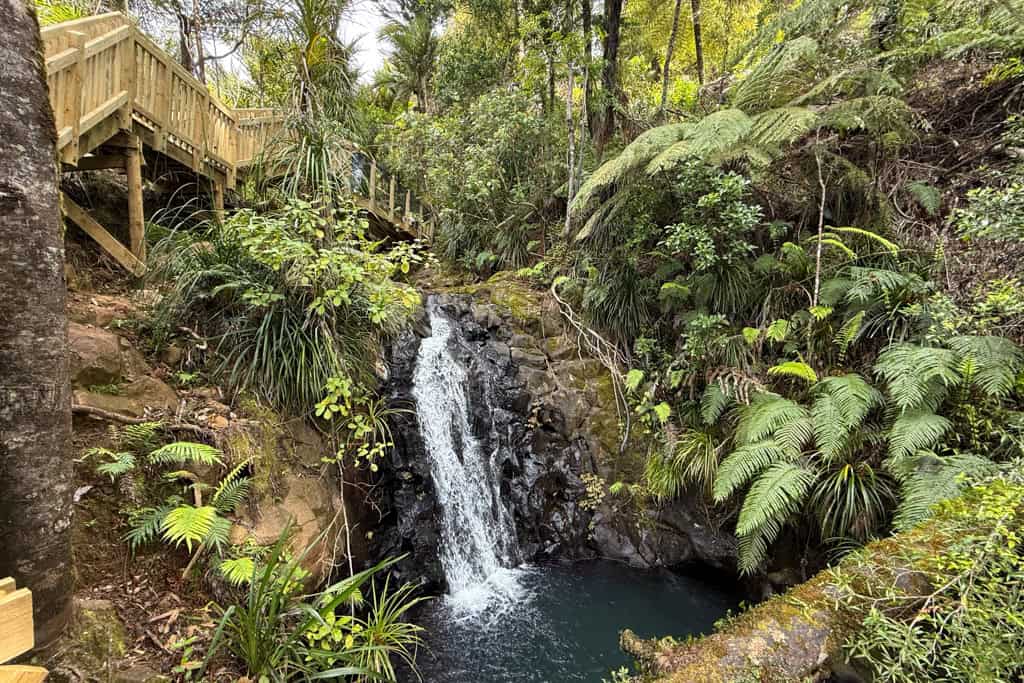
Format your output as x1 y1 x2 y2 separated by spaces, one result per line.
374 289 737 589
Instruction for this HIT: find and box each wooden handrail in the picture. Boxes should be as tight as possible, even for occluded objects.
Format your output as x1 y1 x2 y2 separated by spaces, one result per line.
41 11 432 238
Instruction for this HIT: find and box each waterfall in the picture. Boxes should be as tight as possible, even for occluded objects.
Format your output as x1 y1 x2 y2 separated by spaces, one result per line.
412 300 523 612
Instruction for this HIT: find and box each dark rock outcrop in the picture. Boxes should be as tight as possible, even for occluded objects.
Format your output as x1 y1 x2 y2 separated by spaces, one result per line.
373 279 737 589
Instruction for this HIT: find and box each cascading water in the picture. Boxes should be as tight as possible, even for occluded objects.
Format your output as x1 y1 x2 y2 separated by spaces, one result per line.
412 299 524 613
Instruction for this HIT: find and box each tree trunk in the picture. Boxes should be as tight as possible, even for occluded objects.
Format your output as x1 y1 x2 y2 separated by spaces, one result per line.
597 0 623 155
660 0 684 114
565 63 576 237
690 0 705 85
582 0 594 136
0 0 74 648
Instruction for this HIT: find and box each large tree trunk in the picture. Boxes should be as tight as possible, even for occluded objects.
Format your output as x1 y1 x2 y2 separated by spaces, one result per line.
690 0 705 85
0 0 75 648
596 0 623 155
660 0 684 114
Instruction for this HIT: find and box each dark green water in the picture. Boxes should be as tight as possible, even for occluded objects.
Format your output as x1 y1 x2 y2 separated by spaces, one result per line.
410 560 740 682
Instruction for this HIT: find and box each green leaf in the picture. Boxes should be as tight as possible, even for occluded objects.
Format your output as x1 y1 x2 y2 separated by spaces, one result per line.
161 505 219 552
653 402 672 424
624 369 645 392
768 361 818 383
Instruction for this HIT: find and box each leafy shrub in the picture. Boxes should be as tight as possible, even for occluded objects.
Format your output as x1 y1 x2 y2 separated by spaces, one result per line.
150 197 422 415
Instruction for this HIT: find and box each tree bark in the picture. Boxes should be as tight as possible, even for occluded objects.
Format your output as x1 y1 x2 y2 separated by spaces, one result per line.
596 0 623 154
690 0 705 85
0 0 74 648
660 0 684 115
581 0 594 136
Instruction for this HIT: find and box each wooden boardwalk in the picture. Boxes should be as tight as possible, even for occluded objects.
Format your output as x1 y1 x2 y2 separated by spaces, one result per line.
41 13 432 275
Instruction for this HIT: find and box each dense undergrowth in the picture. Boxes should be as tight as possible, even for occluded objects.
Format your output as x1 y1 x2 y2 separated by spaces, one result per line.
44 0 1024 677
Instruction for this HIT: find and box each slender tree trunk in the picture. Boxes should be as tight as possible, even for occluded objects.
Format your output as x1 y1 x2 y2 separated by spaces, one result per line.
660 0 684 114
597 0 623 155
690 0 705 85
565 63 576 237
0 0 74 648
581 0 594 136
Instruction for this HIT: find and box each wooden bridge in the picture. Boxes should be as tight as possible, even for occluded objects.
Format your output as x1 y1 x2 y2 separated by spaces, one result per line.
41 12 433 276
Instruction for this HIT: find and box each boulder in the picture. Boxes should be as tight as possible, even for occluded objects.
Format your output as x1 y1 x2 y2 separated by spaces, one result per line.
230 473 343 585
73 376 179 417
68 321 150 388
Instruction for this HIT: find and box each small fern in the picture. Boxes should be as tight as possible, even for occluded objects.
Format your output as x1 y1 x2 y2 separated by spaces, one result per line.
125 503 176 553
91 449 137 482
161 505 221 552
219 556 257 586
148 442 224 467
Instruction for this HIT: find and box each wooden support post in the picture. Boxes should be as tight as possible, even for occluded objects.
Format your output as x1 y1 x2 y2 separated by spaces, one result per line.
62 193 147 277
370 162 379 206
62 31 87 165
118 28 135 130
404 190 412 222
389 175 396 219
124 137 145 262
0 578 34 664
212 180 225 222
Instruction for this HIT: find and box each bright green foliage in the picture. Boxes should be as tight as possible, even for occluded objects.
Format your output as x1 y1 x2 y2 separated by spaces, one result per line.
150 197 422 415
201 529 420 682
843 478 1024 681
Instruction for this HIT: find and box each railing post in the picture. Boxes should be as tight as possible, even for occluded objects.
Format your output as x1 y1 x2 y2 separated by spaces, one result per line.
125 135 146 263
118 26 135 130
62 31 87 165
369 159 377 209
389 175 396 219
404 190 411 223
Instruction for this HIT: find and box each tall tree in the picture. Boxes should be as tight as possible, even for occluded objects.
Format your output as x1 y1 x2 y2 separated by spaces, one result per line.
660 0 684 113
378 12 439 113
597 0 623 153
0 0 74 647
690 0 704 84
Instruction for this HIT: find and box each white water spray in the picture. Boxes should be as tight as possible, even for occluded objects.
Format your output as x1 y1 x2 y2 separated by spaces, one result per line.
412 300 524 614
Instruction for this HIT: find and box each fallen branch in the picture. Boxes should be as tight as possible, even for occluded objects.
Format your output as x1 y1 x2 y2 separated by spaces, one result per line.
72 403 213 438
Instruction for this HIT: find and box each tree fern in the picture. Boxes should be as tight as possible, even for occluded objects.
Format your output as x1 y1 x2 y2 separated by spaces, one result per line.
887 409 953 460
148 442 225 467
713 439 790 501
645 110 753 175
732 37 821 112
735 462 817 573
948 335 1024 400
746 107 819 148
735 393 810 444
875 344 961 411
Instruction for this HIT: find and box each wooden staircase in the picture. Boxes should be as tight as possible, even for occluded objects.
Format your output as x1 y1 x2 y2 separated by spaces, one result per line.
41 13 434 275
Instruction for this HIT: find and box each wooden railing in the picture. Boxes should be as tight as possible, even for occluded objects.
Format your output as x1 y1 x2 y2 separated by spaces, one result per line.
40 12 434 244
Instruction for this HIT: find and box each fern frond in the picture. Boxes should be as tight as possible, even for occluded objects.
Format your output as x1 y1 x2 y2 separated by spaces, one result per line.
713 439 788 501
768 361 818 384
700 383 732 426
766 319 790 342
219 557 256 586
948 335 1024 400
212 464 252 514
834 311 866 359
815 374 883 426
645 110 753 175
95 451 137 481
735 462 816 538
119 421 163 452
832 226 900 258
735 394 810 444
737 528 771 576
125 504 175 553
570 123 690 222
746 107 819 147
822 96 917 140
161 505 220 552
887 409 953 460
875 344 961 411
148 442 224 467
892 453 998 531
732 36 821 112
